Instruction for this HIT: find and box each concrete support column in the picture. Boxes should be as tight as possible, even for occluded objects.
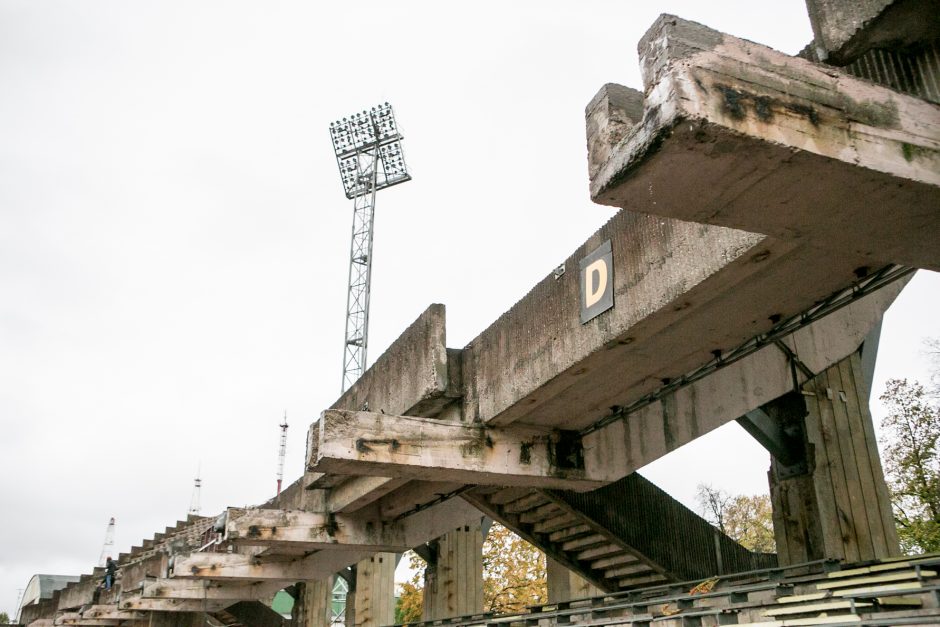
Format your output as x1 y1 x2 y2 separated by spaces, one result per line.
422 523 484 620
546 557 599 603
293 577 334 627
352 553 395 627
770 351 900 565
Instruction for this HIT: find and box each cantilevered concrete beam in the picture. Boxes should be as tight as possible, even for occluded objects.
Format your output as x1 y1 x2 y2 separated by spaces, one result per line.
330 304 460 419
141 579 284 602
310 410 605 490
581 278 904 480
590 15 940 271
222 496 482 552
328 476 409 513
118 596 229 612
172 497 481 582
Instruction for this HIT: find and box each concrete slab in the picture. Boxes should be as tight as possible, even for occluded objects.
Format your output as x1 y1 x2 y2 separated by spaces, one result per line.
590 15 940 271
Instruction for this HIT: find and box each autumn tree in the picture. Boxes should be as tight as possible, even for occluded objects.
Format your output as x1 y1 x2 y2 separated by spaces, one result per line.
879 378 940 554
696 484 776 553
395 523 547 620
395 551 425 624
482 523 547 614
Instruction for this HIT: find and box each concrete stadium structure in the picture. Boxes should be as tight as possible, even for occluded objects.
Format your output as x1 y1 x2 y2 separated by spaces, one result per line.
16 0 940 625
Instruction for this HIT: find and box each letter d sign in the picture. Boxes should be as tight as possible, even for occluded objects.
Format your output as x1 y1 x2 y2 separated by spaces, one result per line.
580 240 613 324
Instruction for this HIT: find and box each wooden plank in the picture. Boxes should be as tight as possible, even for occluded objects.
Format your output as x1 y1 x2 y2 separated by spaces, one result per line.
817 570 935 589
834 581 924 596
312 409 607 490
765 600 872 616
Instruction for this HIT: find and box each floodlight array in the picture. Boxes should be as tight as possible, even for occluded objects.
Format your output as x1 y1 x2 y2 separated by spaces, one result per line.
328 102 412 392
329 102 399 156
329 103 410 199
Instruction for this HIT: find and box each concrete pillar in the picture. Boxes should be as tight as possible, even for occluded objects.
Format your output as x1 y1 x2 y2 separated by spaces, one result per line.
352 553 395 627
769 351 900 565
293 577 334 627
546 557 599 603
422 523 484 620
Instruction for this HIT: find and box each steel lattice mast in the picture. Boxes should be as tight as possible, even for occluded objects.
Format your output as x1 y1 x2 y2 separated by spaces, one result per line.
329 103 411 392
276 412 288 496
97 517 115 567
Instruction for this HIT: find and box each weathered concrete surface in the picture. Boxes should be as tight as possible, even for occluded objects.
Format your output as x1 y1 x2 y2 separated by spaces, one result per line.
581 277 905 480
331 304 458 418
805 0 940 64
312 410 606 490
422 523 484 621
464 205 879 432
771 352 900 566
141 579 283 602
223 497 482 552
590 15 940 271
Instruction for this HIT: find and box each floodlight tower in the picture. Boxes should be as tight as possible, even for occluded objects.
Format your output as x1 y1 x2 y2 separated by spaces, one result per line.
188 467 201 516
329 103 411 392
276 412 288 496
98 517 115 567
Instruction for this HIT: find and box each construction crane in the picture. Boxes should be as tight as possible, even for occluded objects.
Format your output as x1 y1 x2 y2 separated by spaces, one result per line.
329 103 411 392
97 517 115 567
276 412 288 496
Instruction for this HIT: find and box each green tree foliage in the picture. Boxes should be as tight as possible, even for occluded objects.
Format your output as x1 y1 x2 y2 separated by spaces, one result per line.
0 611 10 624
696 484 776 553
879 378 940 554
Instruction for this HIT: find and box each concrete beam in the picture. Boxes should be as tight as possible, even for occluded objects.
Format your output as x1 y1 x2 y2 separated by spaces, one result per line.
222 496 484 552
582 279 904 481
328 476 409 513
331 304 459 418
173 497 482 581
310 410 605 490
590 15 940 271
805 0 940 64
141 579 283 602
118 595 228 612
72 606 149 621
170 550 375 583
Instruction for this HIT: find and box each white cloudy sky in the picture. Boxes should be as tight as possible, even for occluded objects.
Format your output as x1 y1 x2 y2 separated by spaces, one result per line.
1 0 937 616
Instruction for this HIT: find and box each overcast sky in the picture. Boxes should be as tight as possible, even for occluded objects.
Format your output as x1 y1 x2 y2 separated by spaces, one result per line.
2 1 937 617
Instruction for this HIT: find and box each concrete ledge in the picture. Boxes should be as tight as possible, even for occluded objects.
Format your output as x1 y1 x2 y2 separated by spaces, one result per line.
591 14 940 271
332 303 457 418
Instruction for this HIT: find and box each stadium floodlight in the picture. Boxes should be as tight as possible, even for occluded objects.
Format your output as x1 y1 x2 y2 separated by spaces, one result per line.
329 103 412 392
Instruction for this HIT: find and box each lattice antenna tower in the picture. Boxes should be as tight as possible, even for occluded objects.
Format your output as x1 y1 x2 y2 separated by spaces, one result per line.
329 103 411 392
188 465 201 516
276 412 288 496
97 517 115 567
